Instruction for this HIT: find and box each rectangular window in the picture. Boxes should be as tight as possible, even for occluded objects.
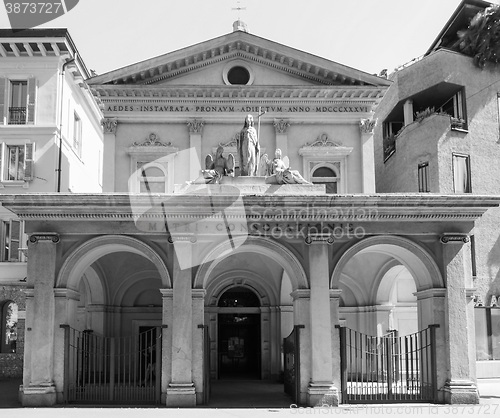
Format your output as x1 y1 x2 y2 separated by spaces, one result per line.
0 142 35 182
441 89 467 129
1 220 24 262
471 234 477 278
475 307 500 360
8 80 27 125
453 153 471 193
73 112 82 157
418 162 429 192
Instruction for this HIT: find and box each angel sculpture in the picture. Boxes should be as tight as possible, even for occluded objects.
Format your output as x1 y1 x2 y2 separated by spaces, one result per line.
201 145 235 184
258 148 311 185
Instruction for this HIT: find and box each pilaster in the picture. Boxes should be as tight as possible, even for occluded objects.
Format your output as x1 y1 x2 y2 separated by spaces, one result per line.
187 119 204 180
21 233 60 407
359 118 376 193
192 289 205 405
166 241 196 407
160 288 173 405
307 242 337 406
440 234 479 404
101 118 118 192
291 289 310 406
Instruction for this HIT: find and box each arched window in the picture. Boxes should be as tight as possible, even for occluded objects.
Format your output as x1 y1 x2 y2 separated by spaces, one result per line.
1 301 18 353
138 162 167 193
312 165 338 194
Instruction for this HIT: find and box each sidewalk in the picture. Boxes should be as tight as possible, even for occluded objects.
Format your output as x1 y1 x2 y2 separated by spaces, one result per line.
1 378 499 414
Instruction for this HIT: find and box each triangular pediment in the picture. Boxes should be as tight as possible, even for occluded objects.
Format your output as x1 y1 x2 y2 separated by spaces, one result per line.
88 30 390 88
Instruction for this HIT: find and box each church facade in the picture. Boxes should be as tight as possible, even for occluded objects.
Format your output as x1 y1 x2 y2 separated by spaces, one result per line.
0 17 498 408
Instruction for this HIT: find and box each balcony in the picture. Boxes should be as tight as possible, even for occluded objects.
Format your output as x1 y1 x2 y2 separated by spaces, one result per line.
8 107 27 125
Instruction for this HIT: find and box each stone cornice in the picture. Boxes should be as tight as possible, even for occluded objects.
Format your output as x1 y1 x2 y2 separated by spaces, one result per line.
92 85 386 102
0 193 498 223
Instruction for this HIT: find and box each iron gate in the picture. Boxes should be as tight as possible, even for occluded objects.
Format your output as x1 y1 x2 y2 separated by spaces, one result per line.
283 325 303 404
339 325 438 403
61 325 162 404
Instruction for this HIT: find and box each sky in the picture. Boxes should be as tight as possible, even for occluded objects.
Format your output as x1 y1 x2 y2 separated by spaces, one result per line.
1 0 499 77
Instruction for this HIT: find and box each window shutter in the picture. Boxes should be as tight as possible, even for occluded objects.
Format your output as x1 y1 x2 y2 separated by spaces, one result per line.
0 77 6 125
27 77 36 124
24 143 35 181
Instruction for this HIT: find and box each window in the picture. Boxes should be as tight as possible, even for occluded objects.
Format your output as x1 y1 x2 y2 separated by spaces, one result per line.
418 162 429 192
471 235 477 279
73 112 82 157
9 81 27 125
311 166 338 194
453 153 471 193
0 143 35 182
440 89 467 129
1 220 25 262
0 77 36 125
138 162 167 193
475 307 500 361
0 301 18 353
227 66 250 85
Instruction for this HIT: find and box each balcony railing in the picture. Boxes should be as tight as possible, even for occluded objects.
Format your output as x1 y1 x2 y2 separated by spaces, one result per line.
8 107 27 125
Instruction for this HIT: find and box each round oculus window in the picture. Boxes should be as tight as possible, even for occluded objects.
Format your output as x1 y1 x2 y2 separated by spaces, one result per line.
227 66 250 85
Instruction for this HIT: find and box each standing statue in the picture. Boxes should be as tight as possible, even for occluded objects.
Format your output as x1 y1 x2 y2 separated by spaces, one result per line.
238 115 260 176
259 149 311 185
200 145 235 184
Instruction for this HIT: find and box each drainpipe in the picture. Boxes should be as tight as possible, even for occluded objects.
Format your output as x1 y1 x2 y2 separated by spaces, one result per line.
56 53 77 192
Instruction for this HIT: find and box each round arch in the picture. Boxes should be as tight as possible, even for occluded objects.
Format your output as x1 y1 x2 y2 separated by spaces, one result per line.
57 235 172 290
331 236 444 291
205 270 278 307
194 236 308 290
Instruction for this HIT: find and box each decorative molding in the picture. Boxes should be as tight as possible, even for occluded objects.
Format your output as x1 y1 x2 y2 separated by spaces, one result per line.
359 118 377 134
219 133 239 148
440 234 470 244
304 133 342 148
29 233 60 244
101 118 118 134
187 119 205 134
474 294 484 307
132 133 171 147
273 119 290 134
490 295 498 307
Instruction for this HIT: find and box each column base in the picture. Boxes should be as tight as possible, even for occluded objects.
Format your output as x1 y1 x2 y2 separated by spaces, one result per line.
166 383 196 407
20 384 57 407
443 380 480 404
307 382 339 407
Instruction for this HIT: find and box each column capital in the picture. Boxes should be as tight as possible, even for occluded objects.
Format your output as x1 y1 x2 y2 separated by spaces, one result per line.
101 118 118 134
291 289 310 300
160 288 174 298
359 118 377 134
28 233 60 244
192 289 206 299
186 118 204 134
273 118 290 134
53 288 80 300
329 289 342 299
440 233 470 244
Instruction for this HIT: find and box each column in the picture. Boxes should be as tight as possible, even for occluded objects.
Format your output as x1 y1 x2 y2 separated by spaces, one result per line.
291 289 310 406
441 234 479 404
329 290 342 401
415 288 446 403
187 119 204 180
359 118 377 193
307 242 337 406
101 118 118 192
53 288 79 403
21 233 60 407
403 99 414 126
192 289 205 405
273 119 290 157
160 288 173 405
166 240 196 407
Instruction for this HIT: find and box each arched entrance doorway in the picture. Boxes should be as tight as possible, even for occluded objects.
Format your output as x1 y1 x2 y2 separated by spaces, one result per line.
54 235 170 404
217 286 261 379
